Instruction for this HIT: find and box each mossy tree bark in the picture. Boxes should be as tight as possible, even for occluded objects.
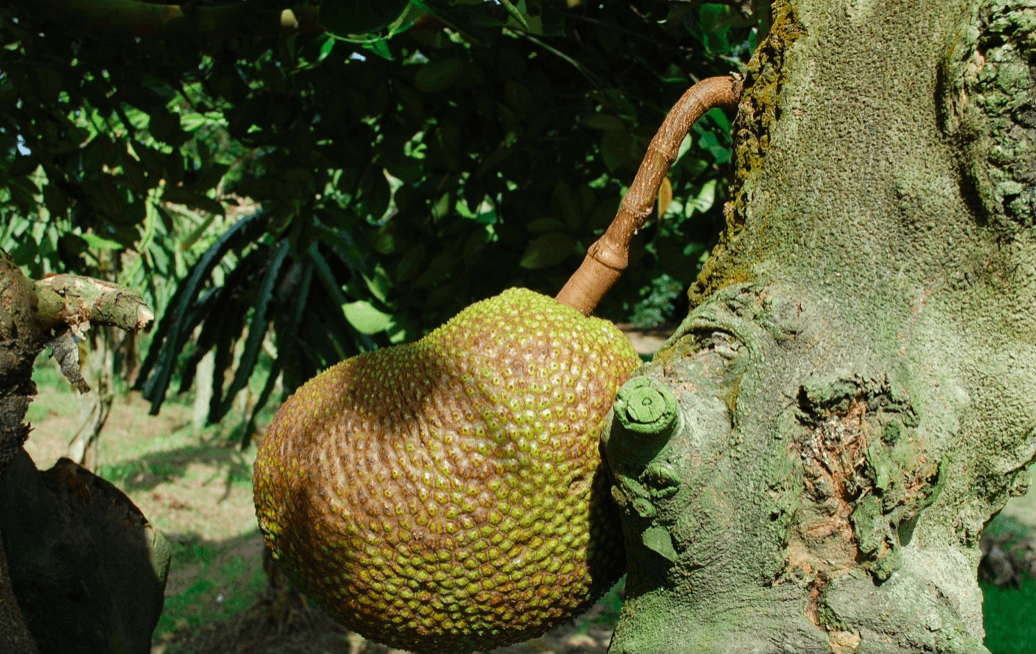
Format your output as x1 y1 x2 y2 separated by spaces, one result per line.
602 1 1036 652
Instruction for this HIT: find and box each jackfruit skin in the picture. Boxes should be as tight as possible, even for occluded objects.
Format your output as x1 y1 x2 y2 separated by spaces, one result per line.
253 288 639 653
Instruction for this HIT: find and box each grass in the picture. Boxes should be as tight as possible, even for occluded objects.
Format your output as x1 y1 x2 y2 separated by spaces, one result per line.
981 510 1036 654
982 575 1036 654
154 534 268 642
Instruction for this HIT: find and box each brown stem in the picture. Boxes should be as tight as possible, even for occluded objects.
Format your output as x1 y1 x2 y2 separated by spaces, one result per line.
555 75 744 315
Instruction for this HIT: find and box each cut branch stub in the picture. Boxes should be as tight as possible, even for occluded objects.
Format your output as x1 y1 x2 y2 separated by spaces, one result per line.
34 275 154 336
555 75 744 315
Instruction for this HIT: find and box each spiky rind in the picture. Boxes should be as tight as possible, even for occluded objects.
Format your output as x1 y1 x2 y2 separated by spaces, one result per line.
253 288 639 653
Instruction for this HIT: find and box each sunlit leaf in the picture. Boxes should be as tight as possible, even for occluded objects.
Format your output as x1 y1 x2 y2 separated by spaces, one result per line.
498 0 529 30
343 300 394 334
687 178 717 216
81 233 124 250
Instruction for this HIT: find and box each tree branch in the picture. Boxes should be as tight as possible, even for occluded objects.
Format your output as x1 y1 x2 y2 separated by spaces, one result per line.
555 74 744 315
34 275 154 335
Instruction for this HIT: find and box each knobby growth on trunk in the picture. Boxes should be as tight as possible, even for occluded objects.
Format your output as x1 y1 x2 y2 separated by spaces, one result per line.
602 1 1036 652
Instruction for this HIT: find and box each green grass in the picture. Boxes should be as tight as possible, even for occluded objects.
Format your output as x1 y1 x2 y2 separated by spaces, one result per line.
983 575 1036 654
154 536 268 641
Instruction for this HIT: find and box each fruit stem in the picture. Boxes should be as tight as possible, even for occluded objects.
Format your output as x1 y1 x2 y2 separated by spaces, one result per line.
555 74 744 316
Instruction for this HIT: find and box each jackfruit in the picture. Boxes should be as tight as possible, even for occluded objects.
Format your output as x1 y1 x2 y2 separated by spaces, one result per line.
253 288 639 653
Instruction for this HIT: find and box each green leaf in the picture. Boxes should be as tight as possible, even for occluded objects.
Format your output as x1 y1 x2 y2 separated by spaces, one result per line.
318 37 336 62
414 57 467 93
343 300 394 334
519 233 576 269
600 131 637 172
319 0 412 36
525 217 569 235
362 39 395 61
551 181 582 229
148 109 183 145
585 114 627 131
9 238 38 267
219 240 291 419
687 179 717 216
695 124 731 164
81 233 124 250
161 187 225 216
363 264 392 303
498 0 529 30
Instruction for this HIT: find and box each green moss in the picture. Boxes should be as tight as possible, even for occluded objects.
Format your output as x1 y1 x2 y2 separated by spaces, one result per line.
690 0 806 307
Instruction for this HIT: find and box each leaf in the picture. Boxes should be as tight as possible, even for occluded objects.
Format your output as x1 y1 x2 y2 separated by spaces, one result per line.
148 109 183 145
551 181 582 229
319 0 412 36
81 233 124 250
585 114 627 131
343 300 394 334
411 0 503 44
519 233 576 269
687 179 717 216
43 183 70 218
9 238 38 268
363 264 392 303
415 57 467 93
240 356 282 449
695 125 731 165
362 39 395 61
498 0 529 30
220 240 290 419
525 217 569 235
600 131 637 173
318 37 336 62
161 186 225 216
137 210 270 411
504 80 532 115
180 214 218 250
657 176 673 218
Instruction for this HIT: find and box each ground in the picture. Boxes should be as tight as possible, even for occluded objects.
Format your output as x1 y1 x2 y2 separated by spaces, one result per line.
15 326 1036 654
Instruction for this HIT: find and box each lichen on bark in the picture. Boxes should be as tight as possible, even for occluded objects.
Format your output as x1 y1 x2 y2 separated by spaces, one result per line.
605 0 1036 652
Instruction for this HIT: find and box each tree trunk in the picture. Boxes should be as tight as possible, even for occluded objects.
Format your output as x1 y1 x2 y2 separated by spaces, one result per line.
0 251 162 652
603 1 1036 652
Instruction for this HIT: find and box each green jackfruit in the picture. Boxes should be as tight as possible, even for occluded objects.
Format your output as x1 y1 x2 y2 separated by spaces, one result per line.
253 288 639 653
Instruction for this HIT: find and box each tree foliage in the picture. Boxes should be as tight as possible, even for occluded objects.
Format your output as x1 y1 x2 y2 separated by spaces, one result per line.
0 1 761 441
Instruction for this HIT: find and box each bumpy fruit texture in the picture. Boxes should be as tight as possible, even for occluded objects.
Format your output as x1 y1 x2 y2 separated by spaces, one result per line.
253 288 639 653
